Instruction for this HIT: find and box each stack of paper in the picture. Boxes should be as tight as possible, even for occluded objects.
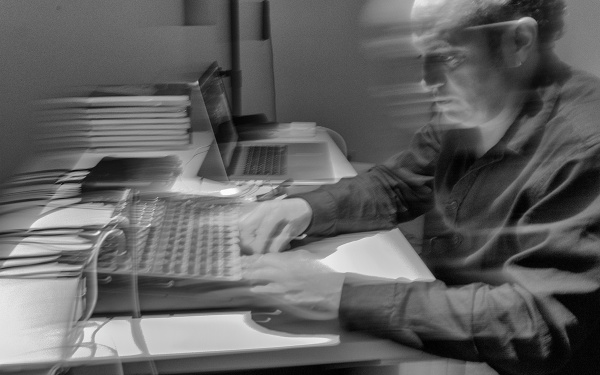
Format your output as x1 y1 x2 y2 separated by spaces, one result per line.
0 203 120 369
0 169 83 216
0 236 94 278
0 202 118 278
37 88 194 152
302 229 435 281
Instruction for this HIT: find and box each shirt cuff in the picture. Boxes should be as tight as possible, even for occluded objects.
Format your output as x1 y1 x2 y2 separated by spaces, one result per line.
290 189 338 236
339 278 425 348
339 277 397 332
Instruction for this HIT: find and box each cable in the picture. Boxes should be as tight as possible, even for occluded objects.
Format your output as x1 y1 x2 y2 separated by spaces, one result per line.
82 226 126 321
127 194 158 375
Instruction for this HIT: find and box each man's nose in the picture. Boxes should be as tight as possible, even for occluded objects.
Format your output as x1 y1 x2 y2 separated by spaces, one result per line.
421 60 446 90
420 78 444 95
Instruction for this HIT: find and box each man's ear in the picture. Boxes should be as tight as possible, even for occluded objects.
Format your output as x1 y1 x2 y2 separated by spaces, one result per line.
502 16 538 68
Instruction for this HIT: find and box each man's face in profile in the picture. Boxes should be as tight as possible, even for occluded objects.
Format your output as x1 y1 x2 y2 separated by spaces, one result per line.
411 0 516 127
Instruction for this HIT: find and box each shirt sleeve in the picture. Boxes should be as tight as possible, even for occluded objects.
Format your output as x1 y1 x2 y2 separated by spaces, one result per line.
293 123 441 236
339 144 600 375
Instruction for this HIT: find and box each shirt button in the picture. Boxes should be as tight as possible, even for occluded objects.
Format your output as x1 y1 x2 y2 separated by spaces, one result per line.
426 236 443 255
445 200 458 215
452 234 463 246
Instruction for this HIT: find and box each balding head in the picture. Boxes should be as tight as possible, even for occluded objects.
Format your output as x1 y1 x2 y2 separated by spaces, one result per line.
410 0 482 34
411 0 565 46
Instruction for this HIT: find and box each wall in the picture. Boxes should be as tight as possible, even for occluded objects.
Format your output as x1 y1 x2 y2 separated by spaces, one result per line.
0 0 233 181
269 0 600 164
555 0 600 78
1 0 598 178
269 0 429 164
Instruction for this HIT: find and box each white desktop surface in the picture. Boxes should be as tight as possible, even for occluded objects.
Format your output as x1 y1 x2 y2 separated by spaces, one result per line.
305 229 434 281
0 128 439 374
0 277 80 367
0 230 435 374
71 311 338 362
66 229 432 370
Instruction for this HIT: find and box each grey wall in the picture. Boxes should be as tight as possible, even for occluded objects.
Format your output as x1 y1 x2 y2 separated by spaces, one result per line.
270 0 426 164
0 0 231 181
555 0 600 78
0 0 278 182
0 0 598 180
269 0 600 164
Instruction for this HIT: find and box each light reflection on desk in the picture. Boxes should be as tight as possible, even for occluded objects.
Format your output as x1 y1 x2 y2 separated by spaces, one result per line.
71 311 339 362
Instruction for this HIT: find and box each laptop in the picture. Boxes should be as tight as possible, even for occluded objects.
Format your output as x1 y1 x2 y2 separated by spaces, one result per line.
198 61 335 184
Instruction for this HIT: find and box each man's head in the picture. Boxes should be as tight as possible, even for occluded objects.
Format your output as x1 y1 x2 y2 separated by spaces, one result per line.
411 0 566 46
410 0 566 126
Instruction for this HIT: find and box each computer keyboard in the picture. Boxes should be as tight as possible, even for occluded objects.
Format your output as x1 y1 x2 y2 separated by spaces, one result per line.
97 196 242 281
244 145 287 176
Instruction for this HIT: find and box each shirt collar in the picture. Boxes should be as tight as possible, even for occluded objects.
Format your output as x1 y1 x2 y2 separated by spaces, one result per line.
500 57 569 155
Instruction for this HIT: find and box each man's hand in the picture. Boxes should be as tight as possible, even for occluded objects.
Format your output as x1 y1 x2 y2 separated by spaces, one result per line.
242 250 345 320
239 198 313 254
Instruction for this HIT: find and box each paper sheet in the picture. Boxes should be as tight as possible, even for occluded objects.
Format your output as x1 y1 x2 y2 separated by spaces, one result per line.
311 229 434 281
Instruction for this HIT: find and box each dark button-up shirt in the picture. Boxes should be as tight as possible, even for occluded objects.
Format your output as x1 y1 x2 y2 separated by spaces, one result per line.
295 59 600 375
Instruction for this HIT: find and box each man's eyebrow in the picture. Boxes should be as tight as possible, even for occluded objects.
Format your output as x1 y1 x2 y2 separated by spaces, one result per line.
464 19 520 30
412 34 453 51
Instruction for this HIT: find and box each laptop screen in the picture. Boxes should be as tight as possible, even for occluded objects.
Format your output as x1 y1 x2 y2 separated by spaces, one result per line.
198 62 238 169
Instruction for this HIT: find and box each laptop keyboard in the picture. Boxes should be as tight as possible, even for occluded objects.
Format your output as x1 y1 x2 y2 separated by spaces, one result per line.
244 145 287 175
97 196 242 281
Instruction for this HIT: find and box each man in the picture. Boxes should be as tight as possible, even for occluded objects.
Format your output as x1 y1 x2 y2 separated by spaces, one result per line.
240 0 600 374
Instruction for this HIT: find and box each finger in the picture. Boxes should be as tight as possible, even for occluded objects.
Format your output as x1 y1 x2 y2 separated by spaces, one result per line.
248 204 278 249
268 220 311 253
243 266 283 281
253 292 338 321
240 225 274 256
267 222 295 253
249 283 288 294
238 203 265 236
246 251 302 269
249 286 314 306
254 215 286 254
243 260 290 281
239 225 258 255
238 202 260 222
239 205 271 254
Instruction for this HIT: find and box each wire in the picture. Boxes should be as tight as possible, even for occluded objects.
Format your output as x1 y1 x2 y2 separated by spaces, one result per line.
126 193 157 374
81 227 125 321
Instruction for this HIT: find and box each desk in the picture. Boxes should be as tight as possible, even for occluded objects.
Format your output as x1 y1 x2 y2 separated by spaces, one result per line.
66 230 437 374
67 311 435 375
0 230 440 375
0 130 445 375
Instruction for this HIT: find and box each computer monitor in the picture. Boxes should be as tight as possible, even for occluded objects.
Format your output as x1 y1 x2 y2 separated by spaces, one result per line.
198 62 238 170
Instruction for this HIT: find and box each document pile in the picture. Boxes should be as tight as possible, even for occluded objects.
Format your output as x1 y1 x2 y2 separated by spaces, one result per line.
37 84 194 153
0 194 128 368
0 199 128 369
0 169 83 217
0 200 121 279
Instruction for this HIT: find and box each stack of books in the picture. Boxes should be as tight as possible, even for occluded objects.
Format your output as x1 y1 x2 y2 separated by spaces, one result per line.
37 84 194 153
0 193 126 280
0 196 128 367
0 231 97 278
